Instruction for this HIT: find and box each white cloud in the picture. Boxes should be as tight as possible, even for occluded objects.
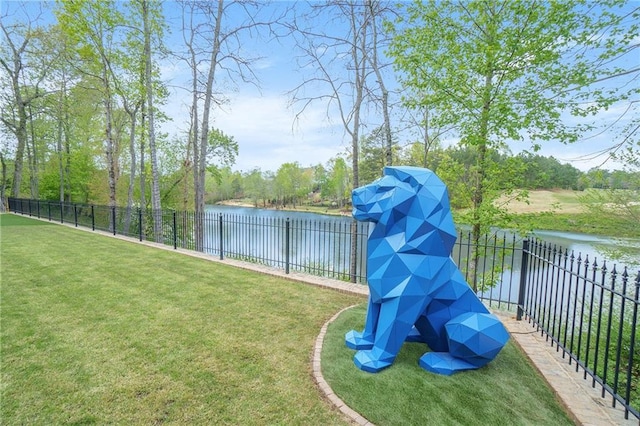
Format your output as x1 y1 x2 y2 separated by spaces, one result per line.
215 94 346 172
159 86 348 173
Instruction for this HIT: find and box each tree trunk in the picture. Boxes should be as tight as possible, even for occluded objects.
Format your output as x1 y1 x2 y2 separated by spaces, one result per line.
143 0 163 243
104 83 118 214
470 62 495 292
366 1 393 167
194 0 223 252
140 102 147 209
57 91 65 202
27 104 39 199
348 6 367 283
11 98 27 198
124 105 138 235
0 152 7 212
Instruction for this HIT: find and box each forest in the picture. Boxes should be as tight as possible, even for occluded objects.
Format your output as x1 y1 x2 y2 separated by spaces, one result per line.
1 1 638 239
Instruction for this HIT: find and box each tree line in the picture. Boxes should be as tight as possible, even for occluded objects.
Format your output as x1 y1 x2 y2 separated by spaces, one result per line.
202 146 640 211
2 1 638 280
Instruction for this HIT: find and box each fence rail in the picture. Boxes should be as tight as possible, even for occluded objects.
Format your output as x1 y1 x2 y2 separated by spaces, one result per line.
7 197 639 421
519 239 640 421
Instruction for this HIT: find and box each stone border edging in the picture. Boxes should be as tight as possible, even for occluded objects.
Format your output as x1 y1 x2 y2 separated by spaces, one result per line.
312 305 375 426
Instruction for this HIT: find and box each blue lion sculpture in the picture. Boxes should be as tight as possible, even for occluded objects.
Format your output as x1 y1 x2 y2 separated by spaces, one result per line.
345 166 509 375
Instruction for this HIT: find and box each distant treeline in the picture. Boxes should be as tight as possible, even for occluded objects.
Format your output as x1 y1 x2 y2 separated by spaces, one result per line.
199 144 639 210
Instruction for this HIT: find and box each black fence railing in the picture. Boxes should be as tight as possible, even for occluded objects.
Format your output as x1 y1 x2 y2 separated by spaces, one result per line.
519 239 640 422
7 197 639 421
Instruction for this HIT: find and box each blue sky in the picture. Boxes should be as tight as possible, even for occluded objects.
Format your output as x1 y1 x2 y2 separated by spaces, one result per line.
156 0 638 173
2 1 638 173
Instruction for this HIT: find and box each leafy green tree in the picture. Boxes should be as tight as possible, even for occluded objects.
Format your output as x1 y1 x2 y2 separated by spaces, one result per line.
0 4 51 199
207 167 241 202
243 168 268 208
399 142 443 171
358 126 400 185
56 0 126 215
205 128 239 185
275 162 307 208
326 157 351 208
388 0 633 289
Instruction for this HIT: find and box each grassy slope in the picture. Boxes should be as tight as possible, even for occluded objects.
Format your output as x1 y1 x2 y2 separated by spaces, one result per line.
0 215 362 425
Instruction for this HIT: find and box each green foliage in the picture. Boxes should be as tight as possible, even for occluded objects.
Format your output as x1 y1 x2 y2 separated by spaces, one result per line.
324 157 351 208
387 0 638 244
273 162 312 208
358 127 400 185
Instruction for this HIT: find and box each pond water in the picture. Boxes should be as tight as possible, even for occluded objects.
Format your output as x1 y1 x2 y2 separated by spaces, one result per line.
206 204 639 271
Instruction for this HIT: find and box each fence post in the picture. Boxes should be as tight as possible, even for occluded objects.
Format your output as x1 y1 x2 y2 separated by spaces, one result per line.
48 202 51 221
517 239 530 320
91 205 95 231
285 218 290 274
37 200 40 218
219 213 224 260
111 206 116 235
60 202 64 223
173 211 177 250
138 208 143 241
74 204 78 227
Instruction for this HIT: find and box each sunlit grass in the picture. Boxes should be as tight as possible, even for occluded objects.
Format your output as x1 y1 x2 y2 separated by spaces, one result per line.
322 305 574 425
1 214 362 424
1 214 574 425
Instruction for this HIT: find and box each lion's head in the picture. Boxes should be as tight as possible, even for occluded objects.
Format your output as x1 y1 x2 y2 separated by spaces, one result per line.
352 166 457 256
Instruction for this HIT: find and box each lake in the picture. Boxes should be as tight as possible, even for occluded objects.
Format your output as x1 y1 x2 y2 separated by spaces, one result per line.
205 204 639 272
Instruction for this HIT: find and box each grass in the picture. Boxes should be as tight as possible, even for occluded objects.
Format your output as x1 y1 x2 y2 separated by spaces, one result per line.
0 214 363 424
322 305 574 425
1 214 573 425
520 212 640 238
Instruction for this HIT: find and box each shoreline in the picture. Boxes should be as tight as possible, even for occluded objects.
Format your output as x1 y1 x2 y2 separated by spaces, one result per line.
215 199 352 217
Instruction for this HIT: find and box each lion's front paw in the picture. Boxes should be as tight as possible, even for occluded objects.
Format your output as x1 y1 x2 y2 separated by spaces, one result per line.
419 352 477 376
345 329 374 350
354 349 394 373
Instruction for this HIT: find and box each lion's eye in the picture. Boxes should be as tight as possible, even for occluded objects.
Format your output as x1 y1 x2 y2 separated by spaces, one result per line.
376 185 394 193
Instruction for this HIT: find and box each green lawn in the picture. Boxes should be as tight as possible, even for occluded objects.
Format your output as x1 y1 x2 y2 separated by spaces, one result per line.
1 214 572 424
1 214 362 424
322 306 573 425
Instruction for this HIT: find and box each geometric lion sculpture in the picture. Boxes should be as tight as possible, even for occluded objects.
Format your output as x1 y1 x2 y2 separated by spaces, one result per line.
345 166 509 375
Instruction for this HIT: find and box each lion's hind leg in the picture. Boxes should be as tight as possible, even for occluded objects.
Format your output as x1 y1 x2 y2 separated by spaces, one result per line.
419 312 509 375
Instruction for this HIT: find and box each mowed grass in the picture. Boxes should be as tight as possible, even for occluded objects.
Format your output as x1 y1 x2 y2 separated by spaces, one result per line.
0 214 363 424
1 214 573 425
322 306 574 425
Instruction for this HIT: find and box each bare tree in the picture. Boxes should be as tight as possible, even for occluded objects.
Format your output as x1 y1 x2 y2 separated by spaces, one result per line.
365 0 397 167
177 0 281 250
287 1 394 282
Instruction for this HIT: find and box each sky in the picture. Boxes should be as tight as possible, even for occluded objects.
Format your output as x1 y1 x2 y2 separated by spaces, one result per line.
154 0 639 174
2 1 638 174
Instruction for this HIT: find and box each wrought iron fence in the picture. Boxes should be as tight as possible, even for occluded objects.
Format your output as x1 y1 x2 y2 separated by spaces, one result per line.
7 197 639 420
518 239 640 421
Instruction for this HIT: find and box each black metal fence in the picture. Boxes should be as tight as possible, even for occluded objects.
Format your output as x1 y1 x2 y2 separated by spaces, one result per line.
7 197 640 421
518 239 640 421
